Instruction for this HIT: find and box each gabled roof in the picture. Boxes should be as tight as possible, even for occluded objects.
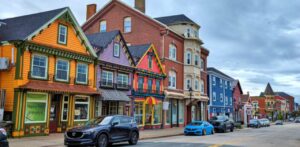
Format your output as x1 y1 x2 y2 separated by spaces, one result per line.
233 80 243 94
241 94 250 103
264 83 274 95
207 67 234 81
275 92 293 98
86 30 119 50
0 7 97 58
155 14 199 28
128 44 151 64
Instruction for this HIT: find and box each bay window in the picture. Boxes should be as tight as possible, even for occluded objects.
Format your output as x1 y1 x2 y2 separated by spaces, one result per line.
195 79 199 91
31 54 48 79
76 63 88 84
74 96 89 121
195 54 200 66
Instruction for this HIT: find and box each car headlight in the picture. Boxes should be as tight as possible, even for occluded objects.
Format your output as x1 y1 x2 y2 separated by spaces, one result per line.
84 130 95 135
0 128 7 136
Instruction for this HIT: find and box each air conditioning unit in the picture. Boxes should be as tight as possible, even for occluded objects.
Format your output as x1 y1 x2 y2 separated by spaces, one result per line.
0 58 9 70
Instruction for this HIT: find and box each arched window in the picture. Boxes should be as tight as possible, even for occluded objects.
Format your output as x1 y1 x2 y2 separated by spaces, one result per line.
168 71 176 89
186 51 191 65
100 20 106 32
200 58 204 70
169 44 177 61
124 17 131 33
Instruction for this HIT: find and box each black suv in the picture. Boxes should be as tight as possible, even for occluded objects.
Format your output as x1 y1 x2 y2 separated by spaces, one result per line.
209 116 234 133
64 115 139 147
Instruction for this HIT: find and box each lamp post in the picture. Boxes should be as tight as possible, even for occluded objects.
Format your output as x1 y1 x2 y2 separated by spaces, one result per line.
189 87 193 123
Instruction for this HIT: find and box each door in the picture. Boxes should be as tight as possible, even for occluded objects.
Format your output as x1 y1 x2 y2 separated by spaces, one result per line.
49 94 60 133
171 99 179 127
110 116 131 141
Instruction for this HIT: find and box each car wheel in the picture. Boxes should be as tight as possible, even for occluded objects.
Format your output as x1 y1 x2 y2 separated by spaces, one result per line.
97 134 108 147
202 129 206 136
129 131 139 145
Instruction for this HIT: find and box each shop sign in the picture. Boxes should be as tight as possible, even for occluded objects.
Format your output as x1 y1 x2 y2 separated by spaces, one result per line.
163 102 169 110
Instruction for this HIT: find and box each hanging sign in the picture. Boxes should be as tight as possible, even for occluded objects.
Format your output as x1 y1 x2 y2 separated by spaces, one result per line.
163 102 169 110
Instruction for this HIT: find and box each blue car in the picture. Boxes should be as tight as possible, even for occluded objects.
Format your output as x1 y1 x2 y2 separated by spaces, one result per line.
184 121 214 136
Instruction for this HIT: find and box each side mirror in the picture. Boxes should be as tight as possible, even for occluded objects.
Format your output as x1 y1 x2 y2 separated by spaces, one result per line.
112 121 119 126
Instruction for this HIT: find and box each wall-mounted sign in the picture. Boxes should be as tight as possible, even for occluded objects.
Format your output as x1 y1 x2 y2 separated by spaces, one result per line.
163 102 169 110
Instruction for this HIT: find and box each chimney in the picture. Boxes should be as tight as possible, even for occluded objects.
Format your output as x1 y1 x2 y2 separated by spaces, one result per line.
86 4 97 20
134 0 145 13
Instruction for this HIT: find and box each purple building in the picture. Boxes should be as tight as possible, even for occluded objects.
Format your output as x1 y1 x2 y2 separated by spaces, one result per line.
87 30 135 116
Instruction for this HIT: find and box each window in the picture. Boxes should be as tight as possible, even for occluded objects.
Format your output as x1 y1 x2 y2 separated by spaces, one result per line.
61 96 69 121
76 63 88 84
169 44 177 60
201 80 204 94
230 97 232 105
156 80 160 93
31 54 48 79
138 77 144 91
212 76 216 85
220 79 223 87
225 96 228 105
101 70 113 87
124 17 131 33
213 108 216 113
148 79 153 92
225 81 228 89
113 43 120 57
58 24 67 44
195 79 199 91
108 101 118 115
25 93 48 123
186 51 191 64
168 71 176 89
200 58 204 70
195 55 200 66
194 29 198 38
74 96 89 121
179 101 184 124
213 92 216 101
100 20 106 32
117 73 128 88
187 28 191 37
134 102 143 126
55 59 69 81
220 93 224 102
148 55 152 68
186 78 191 90
153 103 162 124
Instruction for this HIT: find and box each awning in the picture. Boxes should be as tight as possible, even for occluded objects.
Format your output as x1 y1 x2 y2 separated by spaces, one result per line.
100 89 131 102
164 90 185 99
145 97 158 104
19 80 99 95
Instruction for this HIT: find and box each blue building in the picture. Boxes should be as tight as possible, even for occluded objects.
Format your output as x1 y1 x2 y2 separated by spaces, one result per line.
207 67 234 119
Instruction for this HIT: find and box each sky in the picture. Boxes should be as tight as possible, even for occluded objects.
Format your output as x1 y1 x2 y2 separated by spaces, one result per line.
0 0 299 103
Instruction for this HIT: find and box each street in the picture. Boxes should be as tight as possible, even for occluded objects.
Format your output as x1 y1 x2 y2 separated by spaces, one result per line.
8 123 300 147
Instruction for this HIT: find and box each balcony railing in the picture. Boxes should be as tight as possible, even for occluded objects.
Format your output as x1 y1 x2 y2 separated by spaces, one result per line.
132 88 164 98
99 81 131 90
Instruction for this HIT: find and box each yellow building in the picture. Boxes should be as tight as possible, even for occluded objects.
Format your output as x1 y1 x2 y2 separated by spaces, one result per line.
0 7 99 137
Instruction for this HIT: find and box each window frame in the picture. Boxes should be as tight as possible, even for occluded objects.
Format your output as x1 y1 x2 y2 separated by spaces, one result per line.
220 93 224 102
58 24 68 45
55 58 69 82
194 79 199 91
212 76 216 86
186 51 192 65
117 73 129 88
100 20 107 32
31 54 48 80
76 63 88 84
200 58 204 70
61 95 69 122
195 54 200 66
138 77 144 91
101 70 114 87
200 80 204 94
113 43 120 58
148 54 153 69
213 92 216 101
25 92 48 124
124 17 132 33
168 71 176 89
169 44 177 61
74 96 90 122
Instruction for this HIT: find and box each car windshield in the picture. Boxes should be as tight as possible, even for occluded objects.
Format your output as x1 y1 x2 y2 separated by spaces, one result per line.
211 116 226 121
250 120 257 123
85 116 113 126
189 122 203 126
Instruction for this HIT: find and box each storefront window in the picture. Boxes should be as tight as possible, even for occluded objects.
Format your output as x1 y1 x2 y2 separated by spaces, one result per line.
74 96 89 121
108 101 118 115
154 103 162 124
166 100 171 124
61 95 69 121
145 104 152 124
25 93 48 123
179 100 184 124
172 100 178 124
134 102 143 126
118 102 124 115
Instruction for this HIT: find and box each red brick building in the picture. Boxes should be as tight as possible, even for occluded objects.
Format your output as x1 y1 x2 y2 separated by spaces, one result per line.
251 96 267 119
232 80 243 121
82 0 186 128
200 47 209 120
275 92 295 113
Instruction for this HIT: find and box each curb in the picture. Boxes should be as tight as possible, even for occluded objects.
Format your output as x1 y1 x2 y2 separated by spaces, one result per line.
140 133 184 140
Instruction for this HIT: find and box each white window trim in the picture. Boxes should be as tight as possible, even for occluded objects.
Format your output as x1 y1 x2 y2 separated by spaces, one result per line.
195 79 199 91
200 80 204 94
102 70 114 86
220 93 224 102
186 51 192 65
55 58 69 82
76 63 88 84
168 71 176 89
100 20 107 32
212 76 216 86
113 43 120 57
169 44 177 61
31 54 48 79
25 92 48 124
225 96 228 105
61 95 69 122
74 95 90 122
213 92 216 101
124 17 132 33
58 24 67 44
117 73 129 86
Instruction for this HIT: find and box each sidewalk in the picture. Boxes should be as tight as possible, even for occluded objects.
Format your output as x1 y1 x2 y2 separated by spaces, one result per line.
8 127 184 147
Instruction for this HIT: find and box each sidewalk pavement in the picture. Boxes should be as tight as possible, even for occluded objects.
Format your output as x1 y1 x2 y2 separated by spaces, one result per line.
8 127 184 147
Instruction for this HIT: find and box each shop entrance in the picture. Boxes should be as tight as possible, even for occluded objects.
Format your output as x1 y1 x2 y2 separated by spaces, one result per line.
49 94 61 133
171 99 179 127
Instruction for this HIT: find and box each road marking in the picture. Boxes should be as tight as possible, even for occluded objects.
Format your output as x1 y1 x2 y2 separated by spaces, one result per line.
209 144 223 147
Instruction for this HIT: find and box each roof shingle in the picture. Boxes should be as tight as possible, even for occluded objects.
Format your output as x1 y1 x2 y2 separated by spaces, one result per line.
155 14 198 26
128 44 151 64
86 30 120 50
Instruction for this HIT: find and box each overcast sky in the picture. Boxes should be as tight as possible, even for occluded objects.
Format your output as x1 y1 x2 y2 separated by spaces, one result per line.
1 0 299 103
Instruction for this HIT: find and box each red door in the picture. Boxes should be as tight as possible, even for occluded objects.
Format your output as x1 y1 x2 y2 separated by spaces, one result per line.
49 95 60 133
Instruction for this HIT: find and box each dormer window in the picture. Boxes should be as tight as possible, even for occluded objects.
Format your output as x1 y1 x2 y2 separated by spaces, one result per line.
113 43 120 57
100 20 107 32
58 24 67 45
124 17 131 33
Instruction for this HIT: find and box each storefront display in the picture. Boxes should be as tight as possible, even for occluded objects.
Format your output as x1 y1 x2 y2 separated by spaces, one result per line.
25 93 48 123
74 96 89 121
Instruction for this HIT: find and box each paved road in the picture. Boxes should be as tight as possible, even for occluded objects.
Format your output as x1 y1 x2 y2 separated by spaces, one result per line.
114 123 300 147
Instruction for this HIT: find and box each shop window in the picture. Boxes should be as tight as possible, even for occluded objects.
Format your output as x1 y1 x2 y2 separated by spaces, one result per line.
118 102 124 115
25 93 48 123
101 70 113 87
113 43 120 57
55 59 69 82
61 96 69 121
100 20 106 32
58 24 67 45
179 101 184 124
76 63 88 84
145 104 152 124
31 54 48 79
134 102 143 126
153 103 162 124
117 73 129 88
124 17 132 33
108 101 118 115
74 96 89 121
166 101 171 124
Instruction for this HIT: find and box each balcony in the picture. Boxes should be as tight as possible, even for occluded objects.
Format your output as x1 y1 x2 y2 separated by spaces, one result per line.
132 88 164 98
99 81 131 90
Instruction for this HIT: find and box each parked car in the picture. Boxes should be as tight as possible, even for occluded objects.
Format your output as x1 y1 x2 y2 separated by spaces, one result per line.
260 118 270 127
209 116 234 133
275 120 283 125
0 128 9 147
64 115 139 147
295 117 300 123
184 121 214 136
288 117 295 122
248 119 262 128
258 119 266 127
